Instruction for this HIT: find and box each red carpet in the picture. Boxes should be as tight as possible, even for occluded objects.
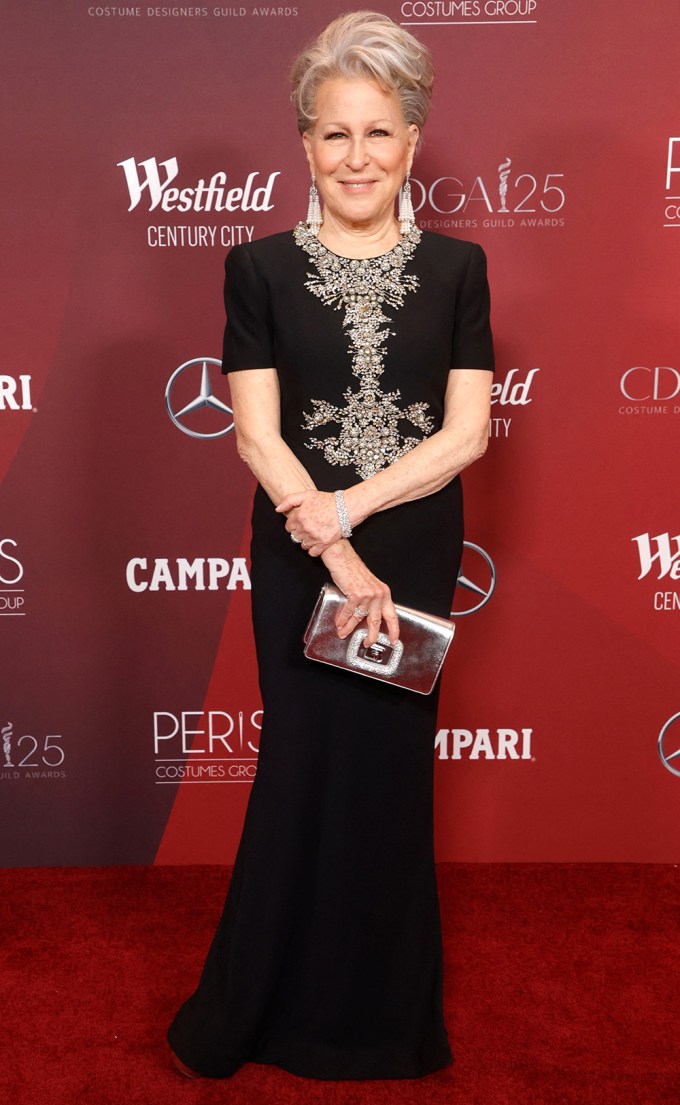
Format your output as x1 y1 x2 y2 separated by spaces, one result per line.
1 863 677 1105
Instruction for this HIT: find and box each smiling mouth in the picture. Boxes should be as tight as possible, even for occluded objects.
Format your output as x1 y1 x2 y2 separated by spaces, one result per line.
340 180 377 188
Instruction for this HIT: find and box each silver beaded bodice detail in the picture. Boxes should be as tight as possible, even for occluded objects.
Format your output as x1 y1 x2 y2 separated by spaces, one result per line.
293 222 434 481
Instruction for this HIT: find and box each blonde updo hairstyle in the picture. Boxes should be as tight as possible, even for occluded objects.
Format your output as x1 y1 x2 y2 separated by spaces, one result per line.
290 10 434 150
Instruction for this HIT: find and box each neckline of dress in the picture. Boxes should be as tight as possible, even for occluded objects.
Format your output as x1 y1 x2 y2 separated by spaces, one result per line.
294 222 420 262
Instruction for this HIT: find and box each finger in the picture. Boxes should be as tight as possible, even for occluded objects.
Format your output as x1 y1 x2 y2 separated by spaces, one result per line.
336 598 368 636
277 496 303 514
336 606 357 634
363 604 384 648
275 493 304 514
336 614 362 639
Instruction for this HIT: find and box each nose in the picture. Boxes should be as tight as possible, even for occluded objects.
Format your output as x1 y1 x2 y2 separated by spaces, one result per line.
345 136 370 170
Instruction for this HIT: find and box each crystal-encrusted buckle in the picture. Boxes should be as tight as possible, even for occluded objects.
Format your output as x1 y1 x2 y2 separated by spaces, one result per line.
346 629 404 676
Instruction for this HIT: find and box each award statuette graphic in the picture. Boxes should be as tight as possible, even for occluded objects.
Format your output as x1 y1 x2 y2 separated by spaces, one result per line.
498 157 512 213
2 722 13 767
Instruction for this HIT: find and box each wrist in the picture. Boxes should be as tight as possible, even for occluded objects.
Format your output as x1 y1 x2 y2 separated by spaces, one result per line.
343 482 371 528
322 539 355 568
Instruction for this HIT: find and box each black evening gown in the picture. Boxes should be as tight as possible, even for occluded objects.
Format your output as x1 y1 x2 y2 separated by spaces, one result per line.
167 225 494 1080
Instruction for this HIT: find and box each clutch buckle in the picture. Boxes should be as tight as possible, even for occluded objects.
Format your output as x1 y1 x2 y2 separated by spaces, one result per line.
347 630 404 676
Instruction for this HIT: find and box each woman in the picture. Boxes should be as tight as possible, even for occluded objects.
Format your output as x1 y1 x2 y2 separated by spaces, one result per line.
167 10 494 1081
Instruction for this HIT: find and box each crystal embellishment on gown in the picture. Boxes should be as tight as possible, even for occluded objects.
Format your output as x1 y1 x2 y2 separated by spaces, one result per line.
293 222 435 480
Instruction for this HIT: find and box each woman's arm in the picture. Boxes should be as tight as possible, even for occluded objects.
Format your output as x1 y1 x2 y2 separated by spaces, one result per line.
277 368 492 553
347 368 491 521
228 367 400 646
228 367 317 503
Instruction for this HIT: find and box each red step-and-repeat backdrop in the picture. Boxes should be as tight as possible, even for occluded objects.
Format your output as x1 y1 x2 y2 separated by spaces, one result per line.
1 0 678 867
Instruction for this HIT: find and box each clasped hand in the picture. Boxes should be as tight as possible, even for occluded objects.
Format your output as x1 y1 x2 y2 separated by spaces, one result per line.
275 489 399 647
275 489 342 556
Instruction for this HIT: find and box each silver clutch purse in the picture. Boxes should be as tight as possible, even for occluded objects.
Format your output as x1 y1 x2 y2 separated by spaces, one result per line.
303 583 455 695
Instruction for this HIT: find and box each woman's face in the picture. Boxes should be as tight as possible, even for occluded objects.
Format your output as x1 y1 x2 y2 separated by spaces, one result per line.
302 77 419 231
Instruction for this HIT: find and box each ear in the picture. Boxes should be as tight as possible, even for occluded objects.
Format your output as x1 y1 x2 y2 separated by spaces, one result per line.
302 131 315 176
406 124 419 172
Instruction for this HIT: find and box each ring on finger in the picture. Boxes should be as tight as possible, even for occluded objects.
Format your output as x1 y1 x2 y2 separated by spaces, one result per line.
353 606 369 618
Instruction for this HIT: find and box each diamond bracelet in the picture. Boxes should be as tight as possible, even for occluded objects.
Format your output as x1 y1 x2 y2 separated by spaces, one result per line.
334 489 353 539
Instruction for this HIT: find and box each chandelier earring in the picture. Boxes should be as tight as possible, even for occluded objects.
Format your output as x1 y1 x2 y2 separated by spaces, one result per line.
398 170 415 235
306 174 323 236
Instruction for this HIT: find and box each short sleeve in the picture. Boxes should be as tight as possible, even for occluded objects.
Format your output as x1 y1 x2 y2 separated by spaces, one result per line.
221 245 275 374
451 243 495 371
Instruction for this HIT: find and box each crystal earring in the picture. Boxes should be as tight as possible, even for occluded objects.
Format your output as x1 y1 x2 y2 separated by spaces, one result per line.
306 175 322 235
398 171 415 235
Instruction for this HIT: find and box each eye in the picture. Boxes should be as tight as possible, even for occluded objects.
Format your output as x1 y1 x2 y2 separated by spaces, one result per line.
324 131 347 141
369 129 390 137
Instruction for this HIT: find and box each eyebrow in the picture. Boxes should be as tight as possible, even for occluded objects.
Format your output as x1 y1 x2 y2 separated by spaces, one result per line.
319 119 396 128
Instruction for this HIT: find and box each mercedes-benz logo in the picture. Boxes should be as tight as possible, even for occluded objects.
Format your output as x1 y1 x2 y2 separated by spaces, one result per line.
452 541 496 616
658 712 680 777
165 357 234 439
